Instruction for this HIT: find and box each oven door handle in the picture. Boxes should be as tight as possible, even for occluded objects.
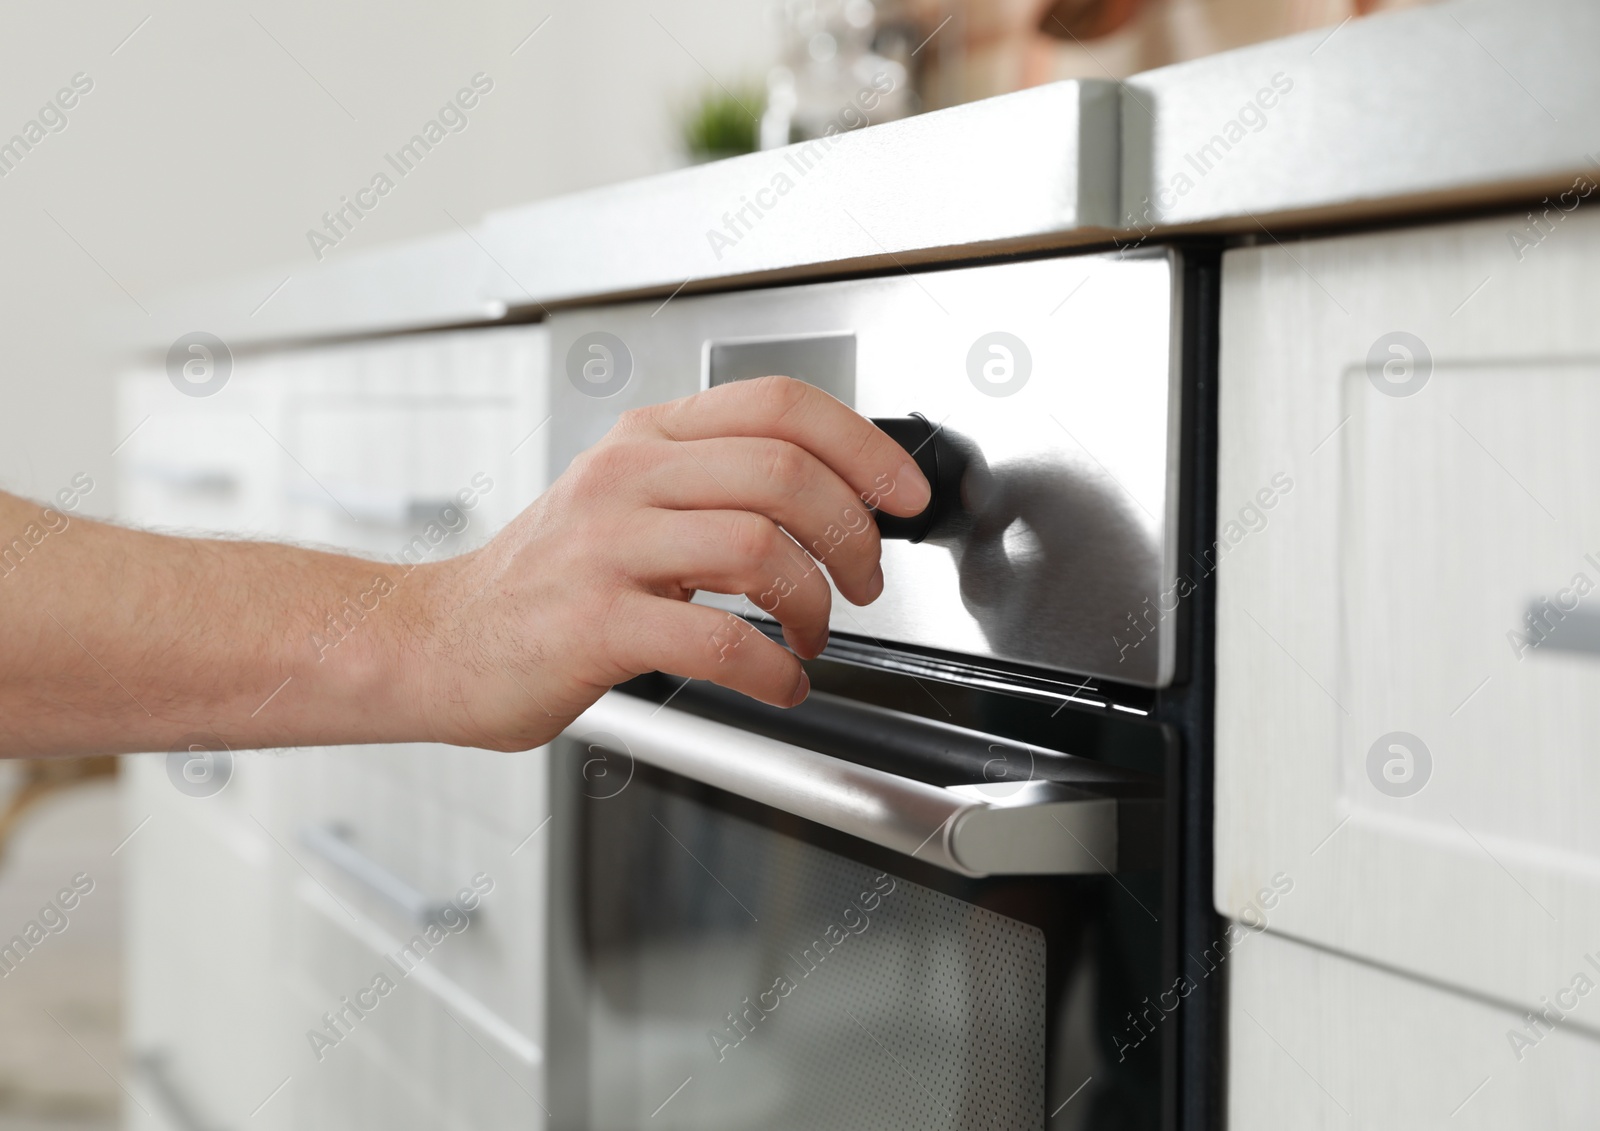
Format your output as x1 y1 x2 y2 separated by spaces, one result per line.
572 691 1145 878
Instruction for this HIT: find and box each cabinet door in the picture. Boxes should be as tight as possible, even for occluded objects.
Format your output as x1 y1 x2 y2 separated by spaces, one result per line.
1228 930 1600 1131
1216 208 1600 1085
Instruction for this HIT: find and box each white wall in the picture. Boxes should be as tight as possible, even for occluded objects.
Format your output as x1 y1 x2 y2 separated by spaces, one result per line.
0 0 779 517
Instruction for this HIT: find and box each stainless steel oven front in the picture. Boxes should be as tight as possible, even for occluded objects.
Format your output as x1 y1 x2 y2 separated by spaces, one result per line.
548 251 1184 690
542 249 1214 1130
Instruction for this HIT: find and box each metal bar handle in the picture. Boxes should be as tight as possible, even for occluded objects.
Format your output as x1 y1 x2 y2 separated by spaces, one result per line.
299 823 455 925
571 692 1127 877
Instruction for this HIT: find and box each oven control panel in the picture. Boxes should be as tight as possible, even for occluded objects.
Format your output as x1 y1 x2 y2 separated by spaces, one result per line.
548 252 1183 687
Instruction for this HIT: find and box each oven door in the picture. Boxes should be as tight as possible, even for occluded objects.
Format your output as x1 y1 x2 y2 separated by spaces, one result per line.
546 688 1166 1130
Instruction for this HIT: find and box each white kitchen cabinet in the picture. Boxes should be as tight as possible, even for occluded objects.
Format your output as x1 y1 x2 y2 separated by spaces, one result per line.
1228 929 1600 1130
1216 208 1600 1125
119 325 551 1129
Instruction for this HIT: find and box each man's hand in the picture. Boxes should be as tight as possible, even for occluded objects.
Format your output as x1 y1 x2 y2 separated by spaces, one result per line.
407 376 931 749
0 377 929 757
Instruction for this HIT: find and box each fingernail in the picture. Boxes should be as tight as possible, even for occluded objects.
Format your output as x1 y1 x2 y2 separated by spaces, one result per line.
790 670 810 707
898 460 931 510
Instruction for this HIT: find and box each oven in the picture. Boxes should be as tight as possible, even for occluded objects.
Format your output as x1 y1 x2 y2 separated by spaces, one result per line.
543 249 1220 1130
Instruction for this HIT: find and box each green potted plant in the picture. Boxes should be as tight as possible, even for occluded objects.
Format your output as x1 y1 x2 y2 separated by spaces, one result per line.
680 85 765 163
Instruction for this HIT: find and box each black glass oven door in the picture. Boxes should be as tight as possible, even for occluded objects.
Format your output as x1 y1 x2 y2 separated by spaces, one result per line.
545 695 1163 1130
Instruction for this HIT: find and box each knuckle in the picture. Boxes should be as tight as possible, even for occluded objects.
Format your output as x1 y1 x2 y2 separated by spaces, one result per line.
726 513 777 570
613 405 657 434
578 439 651 489
568 443 611 485
751 373 809 415
562 451 605 501
758 439 809 489
593 584 635 644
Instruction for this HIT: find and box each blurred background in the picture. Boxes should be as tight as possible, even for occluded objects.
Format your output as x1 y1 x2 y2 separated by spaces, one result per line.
0 0 1432 1125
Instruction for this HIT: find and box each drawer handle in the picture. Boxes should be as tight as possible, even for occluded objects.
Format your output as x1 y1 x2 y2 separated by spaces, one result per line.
130 466 241 497
1521 601 1600 657
286 484 456 527
300 823 455 926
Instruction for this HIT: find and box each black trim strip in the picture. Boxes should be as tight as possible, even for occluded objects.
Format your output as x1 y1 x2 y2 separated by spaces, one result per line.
621 679 1161 796
741 617 1160 716
1155 242 1224 1131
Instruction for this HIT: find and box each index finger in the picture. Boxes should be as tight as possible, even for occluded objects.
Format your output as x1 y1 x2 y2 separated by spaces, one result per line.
626 375 932 518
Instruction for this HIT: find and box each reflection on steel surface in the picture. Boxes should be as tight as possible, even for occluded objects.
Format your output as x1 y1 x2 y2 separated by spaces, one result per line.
549 252 1182 686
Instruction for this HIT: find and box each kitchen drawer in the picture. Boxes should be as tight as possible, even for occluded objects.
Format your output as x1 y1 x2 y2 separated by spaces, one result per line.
336 734 544 846
1228 930 1600 1130
275 747 547 1066
115 364 290 539
285 903 549 1131
1215 209 1600 1031
269 326 547 560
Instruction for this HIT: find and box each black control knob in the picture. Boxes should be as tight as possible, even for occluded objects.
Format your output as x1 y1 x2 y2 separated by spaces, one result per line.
870 414 965 542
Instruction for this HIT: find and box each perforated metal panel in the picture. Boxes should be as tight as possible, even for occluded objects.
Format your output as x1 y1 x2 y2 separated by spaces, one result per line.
572 773 1048 1129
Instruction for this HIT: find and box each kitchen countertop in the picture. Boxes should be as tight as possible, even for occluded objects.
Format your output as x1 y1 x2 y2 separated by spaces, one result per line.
148 0 1599 350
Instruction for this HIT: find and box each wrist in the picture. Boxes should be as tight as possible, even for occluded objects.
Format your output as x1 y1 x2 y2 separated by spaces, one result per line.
306 556 447 746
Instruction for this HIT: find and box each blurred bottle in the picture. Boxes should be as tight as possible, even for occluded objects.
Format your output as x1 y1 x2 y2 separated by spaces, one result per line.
760 0 926 149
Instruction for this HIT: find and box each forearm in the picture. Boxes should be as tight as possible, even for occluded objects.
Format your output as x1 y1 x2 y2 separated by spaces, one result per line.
1 379 928 758
0 490 437 757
